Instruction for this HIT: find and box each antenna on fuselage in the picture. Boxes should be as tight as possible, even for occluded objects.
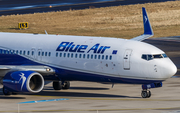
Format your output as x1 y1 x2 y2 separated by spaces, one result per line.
45 30 48 35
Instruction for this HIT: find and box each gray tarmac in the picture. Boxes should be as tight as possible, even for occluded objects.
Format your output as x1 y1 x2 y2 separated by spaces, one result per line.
0 37 180 113
1 78 180 113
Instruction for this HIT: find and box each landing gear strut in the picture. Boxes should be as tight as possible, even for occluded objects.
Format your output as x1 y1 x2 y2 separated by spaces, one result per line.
141 90 151 98
53 81 70 90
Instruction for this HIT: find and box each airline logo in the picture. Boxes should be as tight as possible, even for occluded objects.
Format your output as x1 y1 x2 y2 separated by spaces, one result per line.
144 16 148 23
56 42 111 54
18 73 26 91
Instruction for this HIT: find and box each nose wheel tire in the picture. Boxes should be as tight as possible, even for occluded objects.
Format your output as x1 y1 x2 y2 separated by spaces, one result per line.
3 87 12 96
141 90 151 98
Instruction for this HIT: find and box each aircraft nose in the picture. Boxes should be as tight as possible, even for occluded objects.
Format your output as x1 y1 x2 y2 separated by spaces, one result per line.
163 60 177 78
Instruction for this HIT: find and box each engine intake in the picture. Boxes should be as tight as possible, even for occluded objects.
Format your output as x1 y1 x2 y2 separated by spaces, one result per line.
3 71 44 93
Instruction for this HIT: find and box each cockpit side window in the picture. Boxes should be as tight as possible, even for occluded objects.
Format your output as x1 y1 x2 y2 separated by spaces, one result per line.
141 54 147 60
142 54 153 61
147 55 153 60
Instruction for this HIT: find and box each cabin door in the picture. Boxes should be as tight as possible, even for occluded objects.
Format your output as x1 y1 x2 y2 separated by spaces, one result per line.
123 49 132 70
37 49 42 61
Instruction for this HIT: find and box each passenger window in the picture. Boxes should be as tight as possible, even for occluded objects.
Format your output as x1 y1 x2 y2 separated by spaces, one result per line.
6 50 9 54
45 52 47 56
71 53 73 58
75 54 78 58
91 54 93 59
32 51 34 55
64 53 66 57
83 54 86 58
20 50 22 55
67 53 70 58
98 55 101 59
38 51 41 56
102 55 104 59
106 55 108 60
79 54 82 58
2 50 5 54
42 52 44 56
49 52 51 56
94 55 97 59
87 54 89 59
109 55 112 60
56 53 58 57
60 53 62 57
27 51 30 55
23 51 26 55
9 50 12 54
5 50 8 54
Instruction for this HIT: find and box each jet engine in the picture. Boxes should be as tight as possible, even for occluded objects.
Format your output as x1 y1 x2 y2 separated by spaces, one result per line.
3 71 44 93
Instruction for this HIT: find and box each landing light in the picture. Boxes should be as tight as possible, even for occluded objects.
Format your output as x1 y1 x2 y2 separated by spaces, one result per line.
46 68 51 72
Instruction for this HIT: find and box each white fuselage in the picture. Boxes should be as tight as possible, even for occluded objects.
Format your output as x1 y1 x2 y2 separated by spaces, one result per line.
0 32 177 84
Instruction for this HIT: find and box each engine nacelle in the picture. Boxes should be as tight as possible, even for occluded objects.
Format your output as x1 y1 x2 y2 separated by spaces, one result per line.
3 71 44 93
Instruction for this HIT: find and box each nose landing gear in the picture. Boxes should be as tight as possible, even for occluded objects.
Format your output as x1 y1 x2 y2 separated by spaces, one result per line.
141 90 151 98
141 82 162 98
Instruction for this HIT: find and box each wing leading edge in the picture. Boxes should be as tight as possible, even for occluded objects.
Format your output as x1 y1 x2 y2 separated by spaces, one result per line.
131 7 154 41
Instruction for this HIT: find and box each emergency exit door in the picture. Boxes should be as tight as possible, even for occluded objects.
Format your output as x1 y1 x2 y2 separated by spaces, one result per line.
123 49 132 70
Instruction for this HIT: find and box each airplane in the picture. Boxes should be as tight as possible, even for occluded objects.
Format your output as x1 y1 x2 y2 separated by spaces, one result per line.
0 7 177 98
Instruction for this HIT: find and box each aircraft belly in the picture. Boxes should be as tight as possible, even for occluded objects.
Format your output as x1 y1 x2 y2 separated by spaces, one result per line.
57 68 164 84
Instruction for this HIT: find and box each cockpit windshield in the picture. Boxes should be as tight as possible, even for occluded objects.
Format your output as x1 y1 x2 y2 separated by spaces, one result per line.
162 54 168 58
141 53 168 61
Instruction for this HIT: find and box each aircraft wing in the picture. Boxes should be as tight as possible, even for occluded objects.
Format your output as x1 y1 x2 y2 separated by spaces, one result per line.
0 65 55 77
130 7 154 41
